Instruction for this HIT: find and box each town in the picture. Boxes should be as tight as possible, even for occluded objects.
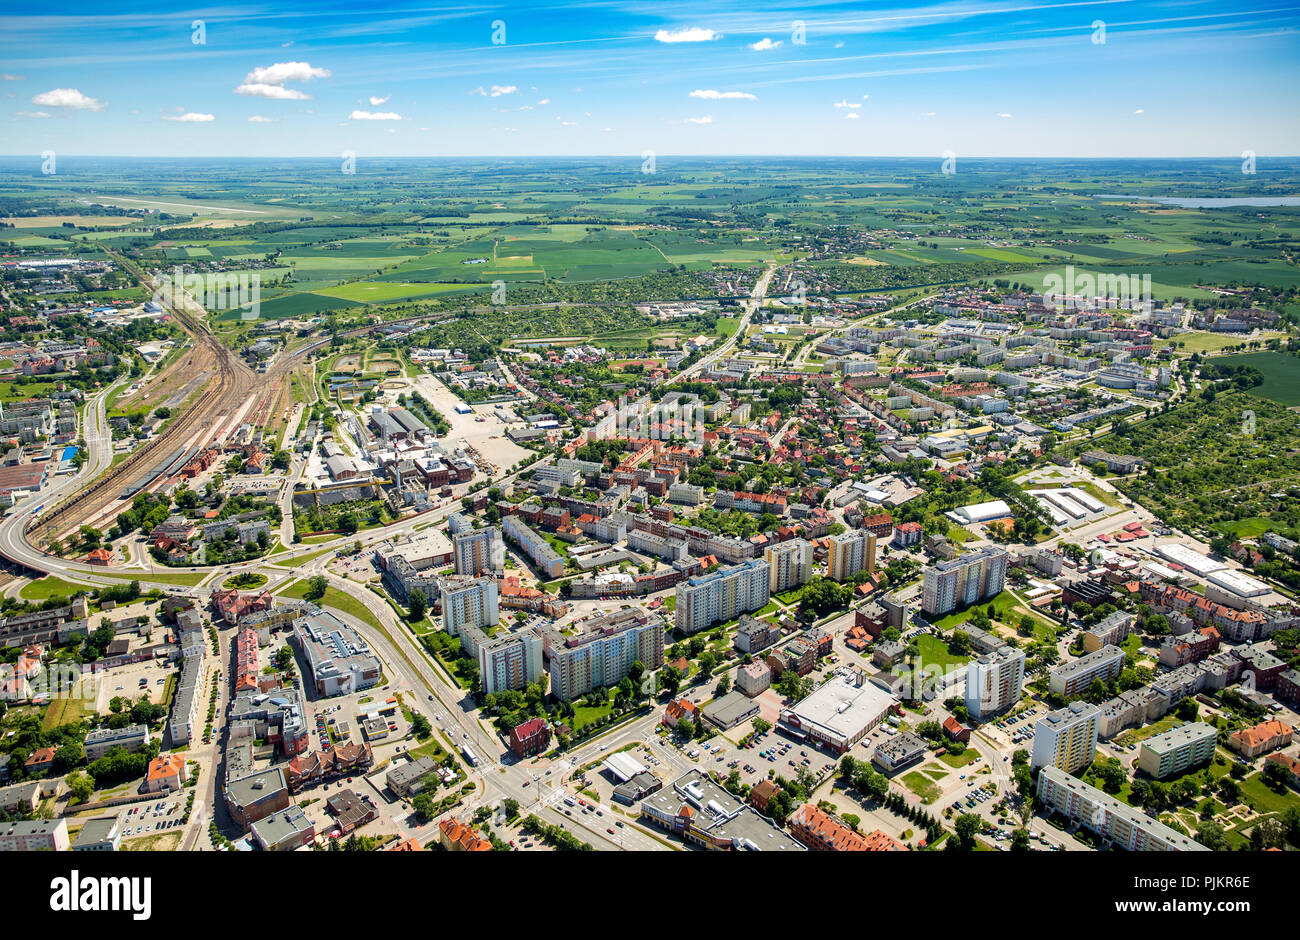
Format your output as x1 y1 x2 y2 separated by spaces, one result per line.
2 207 1298 861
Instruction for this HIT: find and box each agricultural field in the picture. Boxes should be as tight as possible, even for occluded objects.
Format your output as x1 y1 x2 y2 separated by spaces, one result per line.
1213 351 1300 406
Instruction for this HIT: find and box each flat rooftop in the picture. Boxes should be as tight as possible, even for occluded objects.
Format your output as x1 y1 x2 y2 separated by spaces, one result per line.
781 670 896 744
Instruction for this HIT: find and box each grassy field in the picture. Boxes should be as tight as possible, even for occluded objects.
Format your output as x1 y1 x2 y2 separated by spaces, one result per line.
97 570 209 587
902 770 941 804
913 634 972 673
931 589 1056 635
1213 351 1300 406
42 693 92 730
573 698 615 731
277 579 384 634
938 747 981 769
19 575 93 602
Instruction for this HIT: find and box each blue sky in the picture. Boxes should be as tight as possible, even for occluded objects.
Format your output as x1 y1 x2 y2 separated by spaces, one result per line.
1 0 1298 157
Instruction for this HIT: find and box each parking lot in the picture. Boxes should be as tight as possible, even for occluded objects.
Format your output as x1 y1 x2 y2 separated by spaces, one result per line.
94 657 175 713
119 796 187 840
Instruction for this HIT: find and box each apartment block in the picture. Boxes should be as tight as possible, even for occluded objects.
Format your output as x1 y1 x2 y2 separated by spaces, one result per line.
1137 722 1218 779
83 724 150 761
1082 610 1137 653
674 560 771 635
502 515 564 580
439 576 500 637
827 531 876 583
452 526 503 576
0 818 68 852
478 629 543 695
1049 645 1125 698
922 546 1008 616
1031 701 1101 774
1037 765 1207 851
546 609 665 702
964 646 1026 720
764 538 814 593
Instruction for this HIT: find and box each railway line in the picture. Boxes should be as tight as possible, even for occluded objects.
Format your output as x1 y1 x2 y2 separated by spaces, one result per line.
13 284 453 554
25 254 253 547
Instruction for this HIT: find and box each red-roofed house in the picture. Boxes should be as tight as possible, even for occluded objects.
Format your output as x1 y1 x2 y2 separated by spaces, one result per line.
438 817 492 852
509 717 551 758
662 698 699 729
943 716 971 743
144 753 188 792
788 803 906 852
1228 719 1293 759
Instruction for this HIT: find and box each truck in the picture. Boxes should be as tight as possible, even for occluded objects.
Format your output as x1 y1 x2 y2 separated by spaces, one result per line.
460 744 480 768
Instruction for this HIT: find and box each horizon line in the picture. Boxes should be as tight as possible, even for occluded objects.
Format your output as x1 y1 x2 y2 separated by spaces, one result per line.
2 153 1299 161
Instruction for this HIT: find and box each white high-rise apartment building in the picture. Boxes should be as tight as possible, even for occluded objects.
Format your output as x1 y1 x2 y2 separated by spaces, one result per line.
827 531 876 582
675 560 770 635
922 546 1008 616
440 577 500 637
1031 701 1101 774
479 631 543 695
453 526 503 577
764 538 813 593
965 646 1026 720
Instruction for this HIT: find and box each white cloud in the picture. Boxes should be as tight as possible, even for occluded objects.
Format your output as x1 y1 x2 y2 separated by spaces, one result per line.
350 110 402 120
749 38 781 51
690 89 756 101
558 120 577 126
844 113 860 120
537 98 550 106
683 115 713 124
244 62 330 86
248 115 274 123
655 27 718 43
236 83 310 100
1133 108 1145 114
470 84 518 97
996 112 1012 118
833 99 862 109
32 88 105 111
369 95 390 106
1 74 25 82
163 112 215 123
235 61 330 99
16 111 49 118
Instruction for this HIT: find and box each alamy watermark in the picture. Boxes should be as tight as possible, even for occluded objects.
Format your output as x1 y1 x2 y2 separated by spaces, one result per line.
609 393 708 443
1041 265 1152 310
2 661 106 704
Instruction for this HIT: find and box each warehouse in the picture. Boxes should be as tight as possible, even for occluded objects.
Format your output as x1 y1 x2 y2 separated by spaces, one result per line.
777 668 897 753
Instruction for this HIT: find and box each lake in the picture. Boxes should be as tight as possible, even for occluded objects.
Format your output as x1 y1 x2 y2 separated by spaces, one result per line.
1094 194 1300 208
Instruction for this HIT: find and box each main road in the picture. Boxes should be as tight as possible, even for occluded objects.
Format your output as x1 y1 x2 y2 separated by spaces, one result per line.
668 263 779 384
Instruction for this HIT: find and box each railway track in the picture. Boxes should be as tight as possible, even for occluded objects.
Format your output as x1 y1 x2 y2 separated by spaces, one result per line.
28 255 251 544
23 281 451 545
